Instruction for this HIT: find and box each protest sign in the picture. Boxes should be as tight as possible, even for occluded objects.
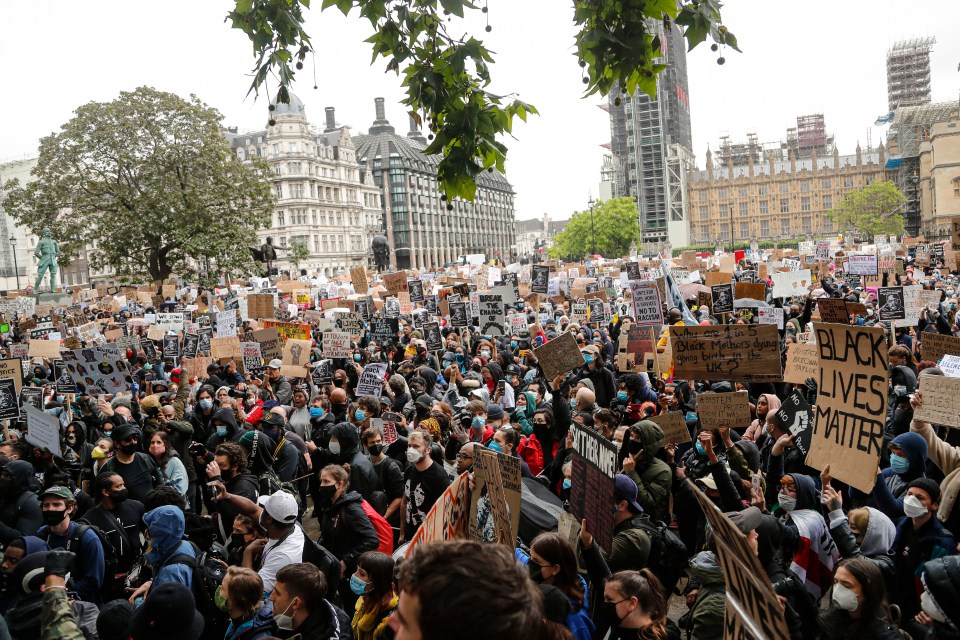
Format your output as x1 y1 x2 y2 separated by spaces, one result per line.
648 412 691 445
369 317 399 346
696 391 751 430
784 342 819 385
322 331 352 358
28 339 61 360
587 298 607 324
569 423 617 552
816 240 832 260
0 378 20 420
181 333 200 358
735 282 766 301
893 285 922 328
921 332 960 365
216 310 238 337
181 356 213 382
403 472 471 554
422 321 443 352
356 362 388 399
162 334 180 360
247 294 274 320
0 358 24 395
240 342 262 375
209 336 238 360
919 289 942 310
407 278 424 303
670 324 782 382
710 283 734 314
334 312 365 339
448 301 469 327
877 286 905 321
624 261 642 281
689 485 791 640
941 355 960 378
350 266 368 294
816 298 850 325
629 281 664 327
251 328 281 361
914 375 960 428
282 338 312 368
19 387 43 411
382 272 408 296
847 254 878 276
477 294 505 336
156 313 184 331
52 361 75 394
311 360 333 387
771 270 812 298
775 391 814 457
533 331 585 381
807 323 888 493
469 448 522 545
262 320 310 345
25 405 61 457
530 265 550 294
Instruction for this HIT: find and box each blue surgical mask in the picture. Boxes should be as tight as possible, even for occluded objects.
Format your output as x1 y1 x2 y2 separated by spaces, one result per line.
353 354 362 362
569 398 576 409
355 409 366 422
488 442 503 453
199 398 213 410
889 453 910 474
349 573 370 596
583 354 593 365
456 354 464 362
695 440 706 456
510 341 518 349
309 407 324 418
216 425 228 437
471 416 485 430
562 478 572 490
616 391 628 402
685 412 698 423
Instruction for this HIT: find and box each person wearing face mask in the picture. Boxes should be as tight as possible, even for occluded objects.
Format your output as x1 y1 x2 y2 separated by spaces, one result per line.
328 388 350 423
607 475 652 573
776 473 840 601
327 422 379 501
36 486 105 603
860 432 929 520
399 431 450 544
101 424 164 503
243 390 266 426
892 479 956 624
60 420 93 485
618 421 672 523
148 431 189 504
518 532 596 640
361 427 404 530
910 387 960 548
269 563 352 640
189 385 218 444
81 472 145 600
817 557 903 640
742 393 781 444
80 437 115 493
205 442 259 545
0 535 49 614
218 566 275 640
205 406 246 449
315 465 379 612
349 551 397 640
917 556 960 640
0 460 44 545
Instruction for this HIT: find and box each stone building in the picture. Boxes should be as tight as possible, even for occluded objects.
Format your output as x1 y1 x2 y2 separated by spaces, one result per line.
515 213 568 261
225 94 383 277
354 98 515 270
687 144 889 245
918 114 960 238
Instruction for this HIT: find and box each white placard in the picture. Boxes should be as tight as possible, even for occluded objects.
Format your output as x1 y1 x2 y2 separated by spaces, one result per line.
322 331 352 358
847 254 879 276
757 307 784 329
25 405 61 457
771 270 813 299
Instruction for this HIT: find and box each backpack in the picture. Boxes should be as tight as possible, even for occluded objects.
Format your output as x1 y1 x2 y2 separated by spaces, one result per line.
517 435 544 476
360 499 394 554
300 527 342 593
57 522 120 591
629 514 688 595
254 436 305 515
162 541 228 638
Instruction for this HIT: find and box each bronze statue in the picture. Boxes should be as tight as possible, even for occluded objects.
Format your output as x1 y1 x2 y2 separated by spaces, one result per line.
372 235 389 272
249 236 284 276
34 228 60 293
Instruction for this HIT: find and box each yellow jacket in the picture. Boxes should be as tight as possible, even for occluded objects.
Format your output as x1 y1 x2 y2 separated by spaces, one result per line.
351 593 399 640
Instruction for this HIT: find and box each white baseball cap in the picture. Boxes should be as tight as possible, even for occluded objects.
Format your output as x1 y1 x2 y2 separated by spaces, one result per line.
258 491 299 524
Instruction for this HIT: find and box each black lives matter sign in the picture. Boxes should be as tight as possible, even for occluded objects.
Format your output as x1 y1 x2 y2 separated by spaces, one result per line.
569 423 617 553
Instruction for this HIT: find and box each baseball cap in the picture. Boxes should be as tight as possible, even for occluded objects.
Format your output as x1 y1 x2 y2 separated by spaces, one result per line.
613 474 643 513
259 491 299 524
267 359 283 369
40 486 74 501
725 506 763 534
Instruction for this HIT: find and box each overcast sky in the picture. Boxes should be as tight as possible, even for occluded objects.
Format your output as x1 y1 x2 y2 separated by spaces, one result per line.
2 1 958 222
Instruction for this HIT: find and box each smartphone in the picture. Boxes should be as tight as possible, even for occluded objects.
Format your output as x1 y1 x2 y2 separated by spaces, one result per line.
496 380 505 395
382 411 401 424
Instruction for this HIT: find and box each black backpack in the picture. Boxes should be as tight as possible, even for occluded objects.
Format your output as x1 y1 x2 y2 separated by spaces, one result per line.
629 514 688 595
57 522 120 589
299 526 342 593
161 541 228 629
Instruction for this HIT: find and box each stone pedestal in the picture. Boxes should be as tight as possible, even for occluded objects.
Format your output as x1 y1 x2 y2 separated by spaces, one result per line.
32 292 72 307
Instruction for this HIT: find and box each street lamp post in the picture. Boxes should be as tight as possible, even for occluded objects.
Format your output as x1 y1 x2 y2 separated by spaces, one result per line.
587 197 596 258
9 236 19 290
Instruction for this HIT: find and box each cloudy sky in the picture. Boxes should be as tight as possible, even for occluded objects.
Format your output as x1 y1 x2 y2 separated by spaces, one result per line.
2 1 958 222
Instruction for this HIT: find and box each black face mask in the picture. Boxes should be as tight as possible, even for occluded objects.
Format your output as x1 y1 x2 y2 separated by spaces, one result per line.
368 444 384 457
109 488 129 503
316 484 337 509
627 439 644 456
119 443 138 455
333 378 344 387
42 509 68 526
528 562 544 583
600 600 628 627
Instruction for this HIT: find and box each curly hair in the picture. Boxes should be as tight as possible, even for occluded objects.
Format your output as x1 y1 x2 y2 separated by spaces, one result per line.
215 441 248 475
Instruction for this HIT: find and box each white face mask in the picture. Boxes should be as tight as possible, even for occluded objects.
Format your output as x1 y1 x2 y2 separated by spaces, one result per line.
903 494 928 519
274 601 297 630
778 493 797 512
921 590 947 623
831 583 859 612
328 441 341 456
406 447 423 464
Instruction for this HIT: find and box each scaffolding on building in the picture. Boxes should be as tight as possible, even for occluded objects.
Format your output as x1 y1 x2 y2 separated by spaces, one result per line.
783 114 834 159
717 132 762 166
887 37 935 112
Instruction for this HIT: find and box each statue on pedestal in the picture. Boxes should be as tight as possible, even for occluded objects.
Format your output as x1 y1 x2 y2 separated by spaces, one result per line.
372 235 389 272
249 236 283 276
34 228 60 293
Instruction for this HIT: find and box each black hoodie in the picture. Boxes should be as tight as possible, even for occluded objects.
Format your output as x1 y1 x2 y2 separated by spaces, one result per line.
328 422 379 501
205 407 244 449
0 461 43 544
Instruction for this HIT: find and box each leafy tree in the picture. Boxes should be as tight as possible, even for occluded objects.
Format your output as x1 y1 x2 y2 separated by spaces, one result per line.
286 237 311 274
227 0 737 202
3 87 275 283
548 197 641 259
828 180 906 240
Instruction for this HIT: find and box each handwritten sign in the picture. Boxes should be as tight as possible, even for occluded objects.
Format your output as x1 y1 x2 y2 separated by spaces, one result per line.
697 391 752 430
477 294 505 336
569 423 617 552
784 342 819 385
322 331 352 358
350 266 368 294
914 375 960 428
922 332 960 364
25 405 61 457
252 327 281 361
648 412 691 445
847 254 878 276
630 281 664 327
771 270 812 298
807 324 888 493
670 324 782 382
532 331 585 381
817 298 850 325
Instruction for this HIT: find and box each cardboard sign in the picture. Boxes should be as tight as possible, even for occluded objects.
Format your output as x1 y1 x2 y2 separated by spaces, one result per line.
247 294 275 320
356 362 388 399
807 324 888 493
240 342 262 375
28 339 62 359
403 473 471 553
877 286 905 321
382 272 408 296
252 327 281 361
689 484 791 640
775 391 814 457
322 331 352 358
921 332 960 365
914 375 960 428
477 294 505 336
735 282 766 301
710 283 734 314
0 378 20 420
25 405 61 457
210 336 240 360
350 266 369 294
469 448 522 545
817 298 850 325
629 281 663 327
704 271 732 287
216 310 238 337
893 285 922 329
282 338 312 368
697 391 752 430
847 254 878 276
670 324 782 382
533 331 585 381
648 412 691 445
784 342 819 385
0 358 24 395
369 317 399 346
771 270 812 298
181 356 213 382
569 423 617 552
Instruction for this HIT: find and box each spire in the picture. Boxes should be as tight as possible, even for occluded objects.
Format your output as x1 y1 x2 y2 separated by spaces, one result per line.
369 97 395 134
